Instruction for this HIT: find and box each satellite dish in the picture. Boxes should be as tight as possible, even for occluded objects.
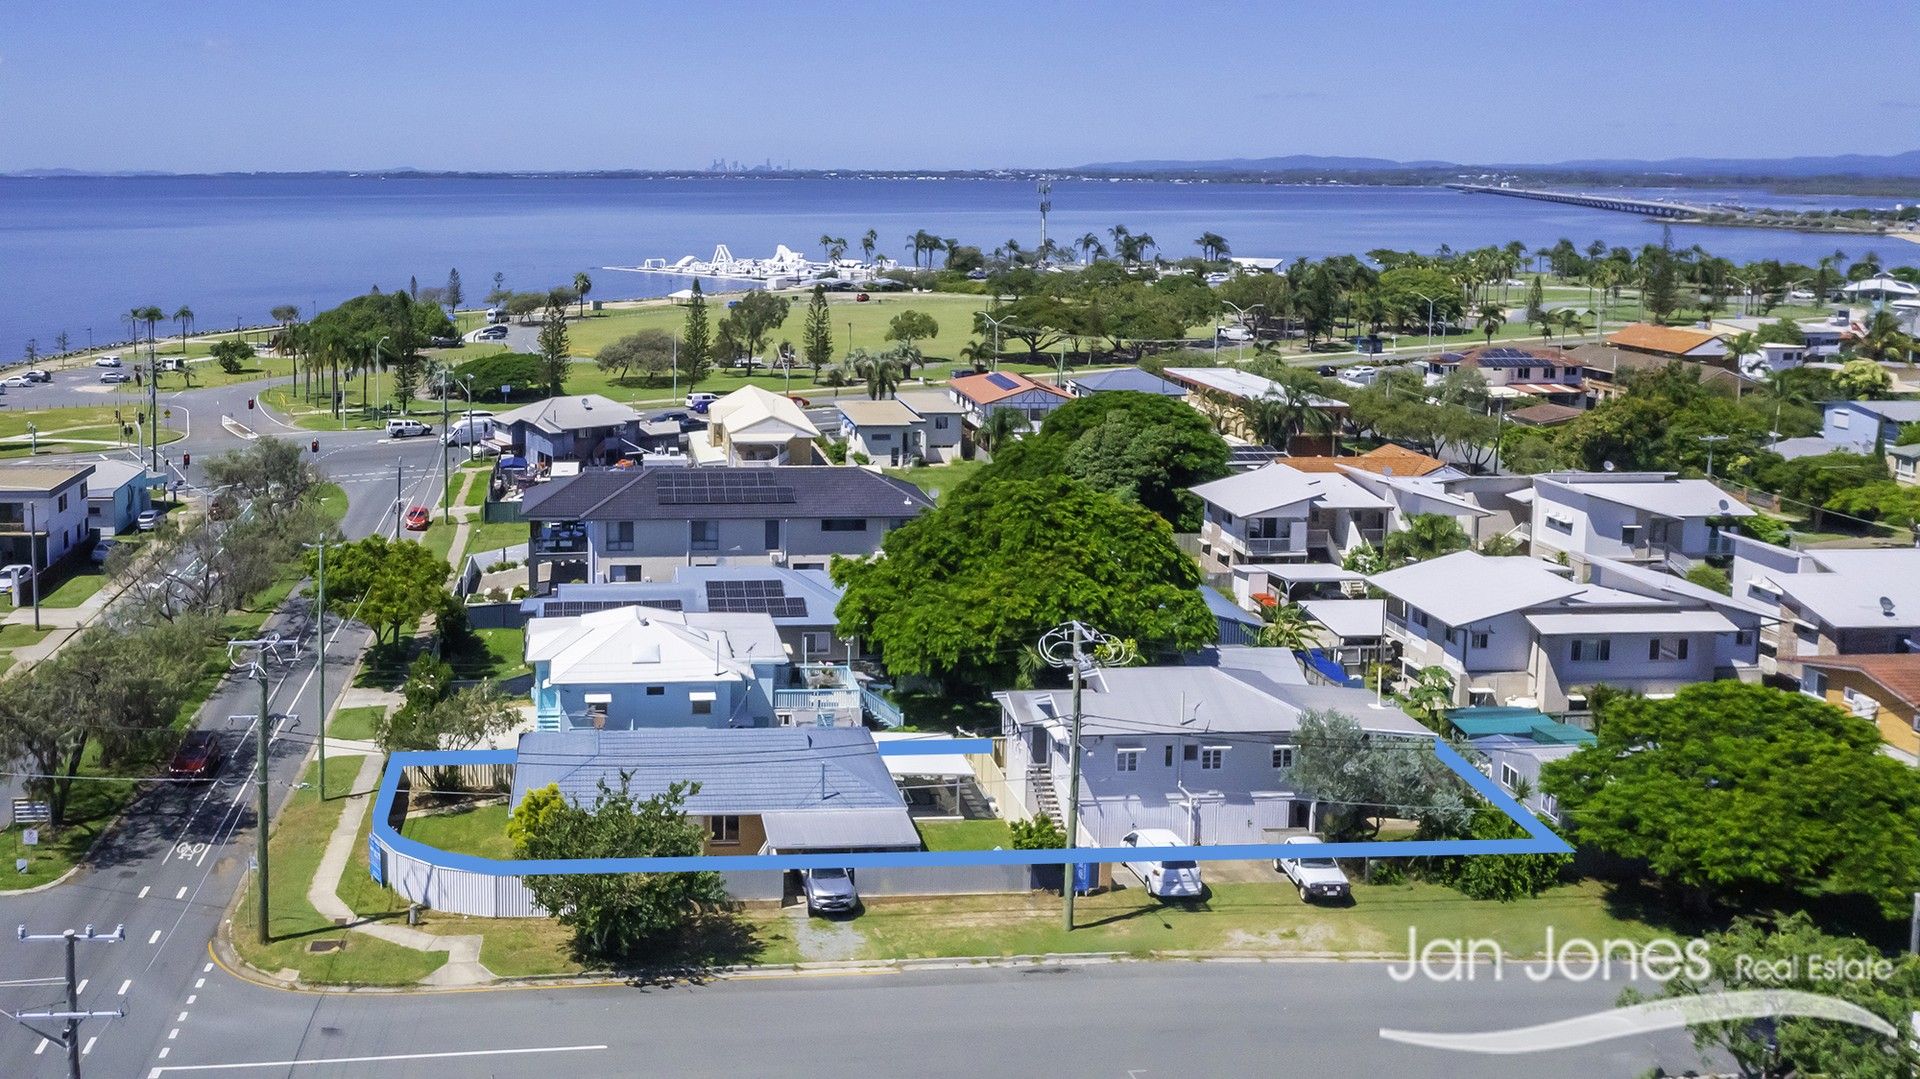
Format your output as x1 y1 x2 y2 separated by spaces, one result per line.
1602 460 1616 472
1382 466 1395 477
1882 596 1896 617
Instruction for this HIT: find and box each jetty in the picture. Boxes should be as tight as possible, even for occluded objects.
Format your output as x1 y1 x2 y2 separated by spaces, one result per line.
1446 183 1712 219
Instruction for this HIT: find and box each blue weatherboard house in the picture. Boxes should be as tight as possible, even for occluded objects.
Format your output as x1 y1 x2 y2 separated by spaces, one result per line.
1821 400 1920 454
524 605 789 731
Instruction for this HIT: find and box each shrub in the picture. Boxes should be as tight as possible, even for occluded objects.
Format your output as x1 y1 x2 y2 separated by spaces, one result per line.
1009 815 1065 849
449 352 546 402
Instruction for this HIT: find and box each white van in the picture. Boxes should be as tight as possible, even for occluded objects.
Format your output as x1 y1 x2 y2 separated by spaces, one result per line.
1120 829 1204 899
485 308 510 325
444 415 496 446
686 391 719 411
386 418 432 439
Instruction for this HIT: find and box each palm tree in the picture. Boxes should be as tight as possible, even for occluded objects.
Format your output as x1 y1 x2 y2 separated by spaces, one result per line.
573 272 592 318
172 306 194 354
860 229 878 266
1253 600 1316 650
1195 232 1231 262
1854 310 1916 364
1555 308 1584 340
1476 301 1507 344
957 339 994 373
1077 232 1103 264
1723 330 1760 373
976 406 1025 455
1382 513 1470 566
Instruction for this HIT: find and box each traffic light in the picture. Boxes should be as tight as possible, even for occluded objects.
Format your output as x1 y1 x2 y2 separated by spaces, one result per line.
182 453 191 467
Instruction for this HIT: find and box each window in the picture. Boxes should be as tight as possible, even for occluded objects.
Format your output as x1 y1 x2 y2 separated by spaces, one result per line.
1569 638 1611 662
1800 669 1826 698
802 631 833 658
708 816 740 845
645 686 664 696
1546 513 1573 533
1271 745 1294 770
1795 623 1820 646
1116 748 1141 773
1469 631 1490 649
1183 744 1198 762
690 519 718 551
934 416 950 430
1649 637 1690 661
764 519 782 549
1443 626 1462 646
1514 367 1532 379
1735 630 1754 646
1164 745 1175 767
821 518 868 532
1411 610 1430 628
56 494 67 512
607 521 634 551
1832 410 1850 429
1199 747 1225 770
1500 763 1521 791
1619 523 1642 546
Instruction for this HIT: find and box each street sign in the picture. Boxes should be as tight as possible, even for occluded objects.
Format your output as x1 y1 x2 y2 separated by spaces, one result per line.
21 828 39 847
11 799 51 825
13 859 25 874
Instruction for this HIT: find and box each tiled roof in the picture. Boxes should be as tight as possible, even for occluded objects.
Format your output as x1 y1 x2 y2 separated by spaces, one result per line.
1285 444 1449 477
1434 345 1568 369
1608 323 1724 356
1799 653 1920 709
949 371 1071 406
520 465 932 521
1507 402 1585 426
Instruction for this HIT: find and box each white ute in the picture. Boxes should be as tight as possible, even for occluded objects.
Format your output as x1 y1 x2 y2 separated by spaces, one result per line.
1276 835 1351 903
1120 828 1204 899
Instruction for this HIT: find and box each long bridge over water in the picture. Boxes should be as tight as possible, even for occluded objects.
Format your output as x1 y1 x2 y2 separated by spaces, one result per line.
1446 183 1713 219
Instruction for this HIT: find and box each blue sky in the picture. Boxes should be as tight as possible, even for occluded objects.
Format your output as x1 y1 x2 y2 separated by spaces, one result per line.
3 0 1915 172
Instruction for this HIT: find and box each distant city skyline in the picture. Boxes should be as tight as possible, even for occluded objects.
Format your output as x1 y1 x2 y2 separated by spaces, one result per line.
2 0 1916 174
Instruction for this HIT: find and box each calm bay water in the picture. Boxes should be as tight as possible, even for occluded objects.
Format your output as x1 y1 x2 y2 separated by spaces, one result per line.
1 175 1913 361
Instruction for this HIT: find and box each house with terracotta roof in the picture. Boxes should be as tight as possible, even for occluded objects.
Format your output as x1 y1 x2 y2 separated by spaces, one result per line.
1570 342 1751 404
1425 346 1585 404
947 371 1072 429
1283 444 1456 479
1798 653 1920 760
1507 402 1584 428
1607 323 1729 363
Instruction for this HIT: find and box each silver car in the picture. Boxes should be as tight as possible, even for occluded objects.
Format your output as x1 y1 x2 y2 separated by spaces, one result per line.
801 868 858 916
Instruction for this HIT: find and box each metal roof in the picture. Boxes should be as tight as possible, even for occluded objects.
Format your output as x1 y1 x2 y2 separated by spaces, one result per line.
1535 475 1754 519
836 399 923 427
1301 599 1385 640
521 465 932 522
1368 551 1584 626
495 394 641 434
760 809 920 851
510 728 907 815
1190 463 1390 517
1525 610 1738 636
1068 367 1188 396
1447 707 1596 746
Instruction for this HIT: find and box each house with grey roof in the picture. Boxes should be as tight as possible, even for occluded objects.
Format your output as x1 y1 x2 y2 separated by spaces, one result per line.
495 394 645 466
1370 550 1758 712
1823 400 1920 454
893 390 965 462
1066 367 1188 398
509 728 920 855
1729 535 1920 681
0 464 95 570
1191 462 1390 568
836 398 926 466
82 458 164 536
517 465 932 588
995 648 1430 846
1526 471 1752 573
523 564 851 663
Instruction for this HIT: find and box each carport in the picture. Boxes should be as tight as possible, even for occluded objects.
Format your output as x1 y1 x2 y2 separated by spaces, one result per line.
875 733 980 819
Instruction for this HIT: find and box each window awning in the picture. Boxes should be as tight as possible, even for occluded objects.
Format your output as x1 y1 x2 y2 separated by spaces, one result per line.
583 693 612 705
688 691 718 702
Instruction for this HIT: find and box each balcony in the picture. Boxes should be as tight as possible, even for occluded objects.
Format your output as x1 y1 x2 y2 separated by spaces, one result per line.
1245 536 1300 556
531 524 587 556
773 664 864 728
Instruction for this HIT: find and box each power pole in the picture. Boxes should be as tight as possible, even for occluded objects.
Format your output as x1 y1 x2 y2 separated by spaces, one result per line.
1037 621 1130 931
301 538 330 796
11 924 126 1079
27 501 40 631
149 352 160 472
394 458 403 540
440 375 451 524
227 639 278 943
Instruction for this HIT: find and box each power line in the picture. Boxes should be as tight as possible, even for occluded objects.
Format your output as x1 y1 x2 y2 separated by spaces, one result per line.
8 925 125 1079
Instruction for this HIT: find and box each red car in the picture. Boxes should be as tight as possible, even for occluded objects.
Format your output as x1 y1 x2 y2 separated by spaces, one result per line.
403 505 431 531
168 730 224 781
855 292 870 302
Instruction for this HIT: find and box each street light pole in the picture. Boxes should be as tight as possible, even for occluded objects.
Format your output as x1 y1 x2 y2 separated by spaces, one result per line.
302 538 330 795
27 501 40 631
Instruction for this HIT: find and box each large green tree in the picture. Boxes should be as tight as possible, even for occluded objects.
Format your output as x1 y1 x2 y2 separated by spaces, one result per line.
537 307 570 396
718 290 792 363
1541 682 1920 917
833 475 1217 690
313 535 450 644
681 281 712 386
594 330 676 387
802 285 834 380
513 779 730 962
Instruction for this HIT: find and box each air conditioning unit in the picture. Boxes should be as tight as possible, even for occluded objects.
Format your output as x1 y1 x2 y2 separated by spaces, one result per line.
768 550 786 565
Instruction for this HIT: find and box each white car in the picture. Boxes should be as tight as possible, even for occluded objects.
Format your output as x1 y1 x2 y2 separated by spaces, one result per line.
0 563 33 594
90 538 120 564
93 355 123 368
1120 829 1204 900
0 375 33 388
1276 835 1351 903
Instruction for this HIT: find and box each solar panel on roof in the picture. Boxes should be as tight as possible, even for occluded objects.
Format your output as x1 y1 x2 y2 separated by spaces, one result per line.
703 579 807 617
984 373 1019 390
657 470 794 505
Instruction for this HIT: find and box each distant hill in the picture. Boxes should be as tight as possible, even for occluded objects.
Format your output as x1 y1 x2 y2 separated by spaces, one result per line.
1078 150 1920 180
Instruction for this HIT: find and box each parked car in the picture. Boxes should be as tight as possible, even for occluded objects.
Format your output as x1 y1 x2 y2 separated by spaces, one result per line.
136 508 162 531
385 418 433 438
0 563 33 595
464 441 502 458
1120 828 1204 899
24 369 50 383
1276 835 1351 903
100 371 132 384
168 730 225 781
686 391 719 412
648 410 689 425
429 336 461 348
90 537 120 565
476 326 509 341
801 867 859 916
0 375 32 388
403 505 431 531
855 292 871 302
93 355 123 368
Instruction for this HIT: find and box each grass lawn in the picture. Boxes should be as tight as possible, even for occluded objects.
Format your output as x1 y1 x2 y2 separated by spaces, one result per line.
406 517 458 566
329 705 385 743
0 623 52 650
915 819 1013 851
402 803 513 859
846 879 1662 962
0 742 140 890
444 626 528 681
313 482 348 524
462 518 528 565
37 567 109 608
458 470 491 509
884 458 988 500
229 760 448 985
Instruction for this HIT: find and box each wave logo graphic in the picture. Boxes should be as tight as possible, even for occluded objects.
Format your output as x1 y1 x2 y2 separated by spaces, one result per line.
1380 990 1897 1054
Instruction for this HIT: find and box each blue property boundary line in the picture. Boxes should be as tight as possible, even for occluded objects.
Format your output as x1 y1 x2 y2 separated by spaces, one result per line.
369 738 1570 878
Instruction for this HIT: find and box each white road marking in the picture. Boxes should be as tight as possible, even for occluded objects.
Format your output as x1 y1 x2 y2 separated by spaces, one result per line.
147 1044 611 1075
194 978 204 989
148 930 162 944
186 995 196 1004
34 1039 47 1055
168 1028 180 1040
138 886 151 899
202 964 212 973
176 886 188 900
178 1010 190 1022
83 1036 96 1055
119 979 132 995
75 979 87 994
160 1047 171 1059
